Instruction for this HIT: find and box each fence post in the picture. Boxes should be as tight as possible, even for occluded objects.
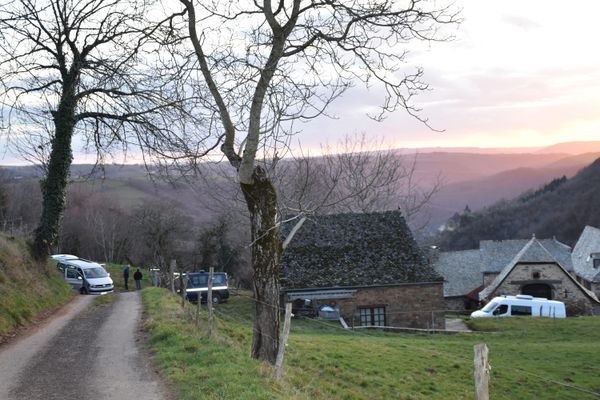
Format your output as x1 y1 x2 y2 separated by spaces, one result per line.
169 259 176 293
474 343 490 400
195 295 201 329
274 302 293 379
207 266 214 338
180 270 187 308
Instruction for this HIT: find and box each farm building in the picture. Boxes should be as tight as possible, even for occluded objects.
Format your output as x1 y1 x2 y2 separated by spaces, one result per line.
478 236 600 315
572 226 600 297
280 211 445 330
434 230 600 315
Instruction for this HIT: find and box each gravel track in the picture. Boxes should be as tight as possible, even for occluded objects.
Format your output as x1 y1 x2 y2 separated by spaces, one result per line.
0 292 169 400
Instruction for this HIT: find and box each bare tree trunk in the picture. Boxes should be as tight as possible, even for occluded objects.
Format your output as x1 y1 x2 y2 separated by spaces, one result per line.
241 167 281 364
33 81 77 259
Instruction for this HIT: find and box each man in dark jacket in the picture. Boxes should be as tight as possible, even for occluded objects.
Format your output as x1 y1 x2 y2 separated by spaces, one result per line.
134 268 143 290
123 265 130 290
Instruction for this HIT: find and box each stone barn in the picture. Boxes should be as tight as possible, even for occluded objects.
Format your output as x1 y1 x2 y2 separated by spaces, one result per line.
280 211 445 329
479 237 600 315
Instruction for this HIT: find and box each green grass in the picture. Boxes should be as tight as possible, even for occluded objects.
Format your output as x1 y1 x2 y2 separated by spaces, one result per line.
143 289 600 400
142 288 278 400
0 234 75 337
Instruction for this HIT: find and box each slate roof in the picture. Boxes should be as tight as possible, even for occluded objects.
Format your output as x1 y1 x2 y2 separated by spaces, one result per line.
480 238 572 273
280 211 442 289
479 237 584 300
572 226 600 283
432 250 482 297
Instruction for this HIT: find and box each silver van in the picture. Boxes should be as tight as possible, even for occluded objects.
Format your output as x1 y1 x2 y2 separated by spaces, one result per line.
52 255 114 295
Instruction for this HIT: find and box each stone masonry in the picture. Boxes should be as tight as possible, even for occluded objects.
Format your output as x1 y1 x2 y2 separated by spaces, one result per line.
487 262 598 315
313 283 445 329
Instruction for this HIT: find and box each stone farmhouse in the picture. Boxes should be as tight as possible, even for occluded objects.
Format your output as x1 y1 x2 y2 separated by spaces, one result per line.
433 227 600 315
280 211 445 330
572 226 600 295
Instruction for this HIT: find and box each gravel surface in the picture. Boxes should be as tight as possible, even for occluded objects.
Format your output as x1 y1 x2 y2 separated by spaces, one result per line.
0 292 169 400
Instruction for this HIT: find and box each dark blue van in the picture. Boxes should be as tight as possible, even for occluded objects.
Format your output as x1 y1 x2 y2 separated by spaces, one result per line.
185 272 229 304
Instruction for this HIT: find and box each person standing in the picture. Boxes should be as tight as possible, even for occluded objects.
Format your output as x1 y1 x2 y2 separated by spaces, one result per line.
134 268 143 290
123 265 130 290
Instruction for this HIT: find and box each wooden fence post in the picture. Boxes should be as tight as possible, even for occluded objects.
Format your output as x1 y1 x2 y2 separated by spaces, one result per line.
180 270 187 308
274 302 293 379
474 343 490 400
169 259 176 293
207 266 214 338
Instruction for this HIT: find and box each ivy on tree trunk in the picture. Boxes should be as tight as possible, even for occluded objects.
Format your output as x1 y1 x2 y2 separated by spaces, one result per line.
33 82 77 260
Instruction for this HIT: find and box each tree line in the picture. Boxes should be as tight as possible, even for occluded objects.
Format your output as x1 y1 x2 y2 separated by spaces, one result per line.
0 0 457 364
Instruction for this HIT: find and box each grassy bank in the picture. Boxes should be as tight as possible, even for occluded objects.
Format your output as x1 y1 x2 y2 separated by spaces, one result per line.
0 234 75 337
143 288 600 400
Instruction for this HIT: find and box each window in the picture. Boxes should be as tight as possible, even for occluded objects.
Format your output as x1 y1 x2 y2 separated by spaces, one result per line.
66 268 80 279
594 259 600 269
493 304 508 316
511 305 532 316
532 271 540 279
359 306 386 327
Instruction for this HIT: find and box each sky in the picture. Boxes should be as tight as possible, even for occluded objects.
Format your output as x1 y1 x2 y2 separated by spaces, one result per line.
1 0 599 165
299 0 600 151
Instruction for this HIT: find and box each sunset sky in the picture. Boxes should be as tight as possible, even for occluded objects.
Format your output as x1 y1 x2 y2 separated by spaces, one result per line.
1 0 599 164
300 0 600 150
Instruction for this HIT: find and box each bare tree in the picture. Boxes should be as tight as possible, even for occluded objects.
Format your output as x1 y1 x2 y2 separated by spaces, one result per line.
129 201 188 282
157 0 458 363
0 0 188 258
276 134 440 227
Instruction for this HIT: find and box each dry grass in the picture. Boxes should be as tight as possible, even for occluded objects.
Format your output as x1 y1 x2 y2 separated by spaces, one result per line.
0 234 75 337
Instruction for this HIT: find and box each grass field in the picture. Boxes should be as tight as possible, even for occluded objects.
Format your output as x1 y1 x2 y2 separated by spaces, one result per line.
142 288 600 400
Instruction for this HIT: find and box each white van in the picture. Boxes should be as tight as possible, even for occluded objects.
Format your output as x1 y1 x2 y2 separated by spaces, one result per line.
52 254 114 295
471 295 566 318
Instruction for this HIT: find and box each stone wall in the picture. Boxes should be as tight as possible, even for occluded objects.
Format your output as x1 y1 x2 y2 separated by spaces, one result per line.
593 282 600 300
314 283 445 329
488 262 599 316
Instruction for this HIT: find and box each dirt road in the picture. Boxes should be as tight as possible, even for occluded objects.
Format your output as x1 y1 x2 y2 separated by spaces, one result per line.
0 292 169 400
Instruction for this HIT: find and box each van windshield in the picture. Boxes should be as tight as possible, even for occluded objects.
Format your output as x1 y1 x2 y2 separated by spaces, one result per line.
481 302 498 313
189 273 227 287
83 267 109 279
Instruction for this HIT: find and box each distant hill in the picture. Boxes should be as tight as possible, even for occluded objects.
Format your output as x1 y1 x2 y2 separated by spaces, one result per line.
433 156 600 250
535 141 600 155
3 149 599 235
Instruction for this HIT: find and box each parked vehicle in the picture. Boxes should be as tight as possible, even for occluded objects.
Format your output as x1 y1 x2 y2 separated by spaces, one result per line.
471 295 566 318
185 271 229 304
52 254 114 295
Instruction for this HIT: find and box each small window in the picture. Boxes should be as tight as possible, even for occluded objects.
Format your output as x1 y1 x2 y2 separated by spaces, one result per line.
190 275 208 286
359 306 386 327
594 259 600 269
532 271 541 279
493 304 509 315
511 305 532 316
66 268 79 279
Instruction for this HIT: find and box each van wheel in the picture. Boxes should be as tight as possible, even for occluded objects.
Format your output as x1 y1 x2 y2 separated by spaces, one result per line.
211 294 221 304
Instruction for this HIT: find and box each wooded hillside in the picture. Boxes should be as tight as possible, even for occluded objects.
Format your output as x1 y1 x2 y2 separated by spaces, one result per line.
434 157 600 250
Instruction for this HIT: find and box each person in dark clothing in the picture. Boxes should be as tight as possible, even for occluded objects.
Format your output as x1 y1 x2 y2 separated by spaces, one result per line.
134 268 143 290
123 265 130 290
